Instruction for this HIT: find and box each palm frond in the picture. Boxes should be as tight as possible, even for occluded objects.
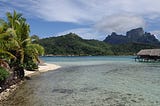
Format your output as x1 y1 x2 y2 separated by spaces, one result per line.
21 38 31 45
27 44 44 55
0 49 16 59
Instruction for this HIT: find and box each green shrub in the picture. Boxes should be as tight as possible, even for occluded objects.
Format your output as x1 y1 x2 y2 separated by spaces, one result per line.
0 67 9 81
24 60 38 71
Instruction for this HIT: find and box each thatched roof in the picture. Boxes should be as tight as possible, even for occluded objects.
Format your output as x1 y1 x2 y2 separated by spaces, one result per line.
137 49 160 56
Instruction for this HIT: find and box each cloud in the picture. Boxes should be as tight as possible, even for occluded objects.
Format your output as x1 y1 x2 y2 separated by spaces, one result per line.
55 28 105 40
1 0 160 40
2 0 160 23
95 14 145 34
2 0 91 23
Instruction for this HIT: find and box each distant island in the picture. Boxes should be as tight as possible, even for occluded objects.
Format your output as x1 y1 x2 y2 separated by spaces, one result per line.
104 27 160 45
37 28 160 56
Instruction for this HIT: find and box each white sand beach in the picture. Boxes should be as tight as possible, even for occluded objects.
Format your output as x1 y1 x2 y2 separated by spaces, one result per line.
25 63 61 76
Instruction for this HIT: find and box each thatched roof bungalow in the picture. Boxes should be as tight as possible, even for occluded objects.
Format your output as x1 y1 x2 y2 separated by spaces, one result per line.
136 49 160 61
137 49 160 56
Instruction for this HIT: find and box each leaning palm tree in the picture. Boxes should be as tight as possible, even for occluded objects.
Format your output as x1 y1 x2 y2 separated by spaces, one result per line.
3 11 44 79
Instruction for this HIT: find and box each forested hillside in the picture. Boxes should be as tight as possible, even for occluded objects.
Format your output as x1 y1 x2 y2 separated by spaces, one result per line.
111 43 160 55
38 33 113 56
38 33 160 56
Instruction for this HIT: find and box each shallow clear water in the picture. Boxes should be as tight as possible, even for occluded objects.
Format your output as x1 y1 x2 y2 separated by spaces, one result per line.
2 56 160 106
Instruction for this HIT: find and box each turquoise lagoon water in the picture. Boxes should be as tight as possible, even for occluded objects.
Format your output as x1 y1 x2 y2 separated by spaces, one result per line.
2 56 160 106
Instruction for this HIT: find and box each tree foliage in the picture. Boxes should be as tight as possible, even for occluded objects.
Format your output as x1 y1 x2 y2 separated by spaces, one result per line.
38 33 113 56
0 67 9 81
111 43 160 55
38 33 160 56
0 11 44 80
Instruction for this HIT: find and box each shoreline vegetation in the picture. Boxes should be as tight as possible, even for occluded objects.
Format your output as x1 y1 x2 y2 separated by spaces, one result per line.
0 63 61 101
0 11 45 101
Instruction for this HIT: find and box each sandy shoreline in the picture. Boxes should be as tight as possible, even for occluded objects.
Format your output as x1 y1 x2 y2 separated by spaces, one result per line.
0 63 61 101
25 63 61 77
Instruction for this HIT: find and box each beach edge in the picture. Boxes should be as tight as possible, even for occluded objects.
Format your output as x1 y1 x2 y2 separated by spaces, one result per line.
0 63 61 101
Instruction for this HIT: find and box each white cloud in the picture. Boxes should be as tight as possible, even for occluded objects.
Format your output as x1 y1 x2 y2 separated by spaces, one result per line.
3 0 160 23
95 14 145 34
55 28 105 40
3 0 91 23
1 0 160 40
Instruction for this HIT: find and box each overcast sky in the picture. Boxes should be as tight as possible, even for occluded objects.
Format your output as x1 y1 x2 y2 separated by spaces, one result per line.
1 0 160 40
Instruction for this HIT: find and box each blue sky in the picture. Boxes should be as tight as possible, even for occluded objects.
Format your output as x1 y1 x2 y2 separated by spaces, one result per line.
1 0 160 40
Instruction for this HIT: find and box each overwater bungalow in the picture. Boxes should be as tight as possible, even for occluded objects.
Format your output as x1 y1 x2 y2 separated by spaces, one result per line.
135 49 160 62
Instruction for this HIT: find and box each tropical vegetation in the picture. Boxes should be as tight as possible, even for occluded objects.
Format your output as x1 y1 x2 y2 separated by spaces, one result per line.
0 11 44 91
38 33 113 56
37 33 160 56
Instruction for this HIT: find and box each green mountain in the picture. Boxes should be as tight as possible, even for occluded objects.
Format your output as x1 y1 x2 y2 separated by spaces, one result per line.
38 33 160 56
38 33 113 56
111 43 160 55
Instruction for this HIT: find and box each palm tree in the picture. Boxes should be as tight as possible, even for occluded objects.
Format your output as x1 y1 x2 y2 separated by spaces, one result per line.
0 19 17 66
0 11 44 79
0 19 19 83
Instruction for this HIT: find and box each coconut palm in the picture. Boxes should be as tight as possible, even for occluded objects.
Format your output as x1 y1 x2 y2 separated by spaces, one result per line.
0 11 44 79
0 19 19 83
0 19 17 64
